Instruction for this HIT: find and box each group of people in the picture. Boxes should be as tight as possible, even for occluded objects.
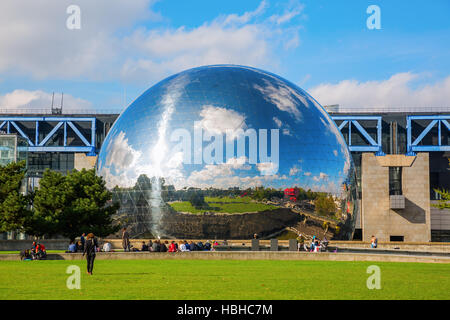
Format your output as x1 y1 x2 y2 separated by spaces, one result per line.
67 233 113 254
20 241 47 260
296 234 329 252
120 227 219 252
131 239 218 252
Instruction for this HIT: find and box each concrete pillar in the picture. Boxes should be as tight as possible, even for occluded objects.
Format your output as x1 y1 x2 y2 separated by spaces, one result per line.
251 239 259 251
289 239 297 251
74 154 97 170
270 239 278 251
361 153 431 242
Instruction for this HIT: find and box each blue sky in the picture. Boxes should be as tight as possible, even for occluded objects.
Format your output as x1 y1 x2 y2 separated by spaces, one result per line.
0 0 449 112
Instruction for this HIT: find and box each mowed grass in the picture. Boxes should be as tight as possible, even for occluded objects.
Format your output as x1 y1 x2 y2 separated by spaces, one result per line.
169 196 278 214
0 259 449 300
0 250 65 255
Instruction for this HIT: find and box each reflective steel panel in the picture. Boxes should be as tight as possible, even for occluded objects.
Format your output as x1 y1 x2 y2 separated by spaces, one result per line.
97 65 358 239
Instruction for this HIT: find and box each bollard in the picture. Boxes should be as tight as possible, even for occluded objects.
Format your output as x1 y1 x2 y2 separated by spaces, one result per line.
289 239 297 251
251 239 259 251
270 239 278 251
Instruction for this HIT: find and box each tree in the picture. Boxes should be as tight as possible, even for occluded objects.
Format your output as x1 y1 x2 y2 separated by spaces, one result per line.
29 169 73 237
32 168 120 240
135 174 152 191
432 189 450 210
314 195 337 217
0 161 31 233
189 191 207 209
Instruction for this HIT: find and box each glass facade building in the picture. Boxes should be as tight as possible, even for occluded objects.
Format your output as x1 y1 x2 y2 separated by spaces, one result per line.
0 134 28 240
97 65 359 239
0 134 28 166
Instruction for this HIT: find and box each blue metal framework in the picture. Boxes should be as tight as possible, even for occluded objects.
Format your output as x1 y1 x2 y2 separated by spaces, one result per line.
331 116 384 155
407 115 450 155
0 117 96 155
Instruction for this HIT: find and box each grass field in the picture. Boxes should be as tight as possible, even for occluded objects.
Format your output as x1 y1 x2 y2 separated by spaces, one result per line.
0 250 65 254
0 259 449 300
169 196 278 214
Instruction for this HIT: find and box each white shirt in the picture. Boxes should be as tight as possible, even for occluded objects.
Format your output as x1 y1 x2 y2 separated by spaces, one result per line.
103 242 112 252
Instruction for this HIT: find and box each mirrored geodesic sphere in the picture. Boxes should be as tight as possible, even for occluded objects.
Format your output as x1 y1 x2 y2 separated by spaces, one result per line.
97 65 358 239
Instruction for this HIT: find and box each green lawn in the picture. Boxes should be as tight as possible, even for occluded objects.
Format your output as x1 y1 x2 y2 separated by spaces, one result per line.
0 250 65 255
169 196 278 214
0 259 449 300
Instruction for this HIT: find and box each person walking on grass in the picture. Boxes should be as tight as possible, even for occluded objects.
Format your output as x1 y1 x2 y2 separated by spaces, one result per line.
83 233 98 275
122 227 130 252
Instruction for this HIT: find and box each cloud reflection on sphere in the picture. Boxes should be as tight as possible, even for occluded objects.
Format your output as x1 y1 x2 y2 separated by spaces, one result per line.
97 65 358 239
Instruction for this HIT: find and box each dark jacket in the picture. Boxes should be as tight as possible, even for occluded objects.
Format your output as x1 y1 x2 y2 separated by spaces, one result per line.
83 238 98 256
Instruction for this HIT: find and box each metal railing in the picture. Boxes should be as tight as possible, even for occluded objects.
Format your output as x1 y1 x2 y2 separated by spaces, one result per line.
0 107 123 115
326 106 450 113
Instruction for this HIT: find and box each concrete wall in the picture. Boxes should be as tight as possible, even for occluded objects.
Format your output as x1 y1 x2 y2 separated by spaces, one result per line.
431 201 450 231
160 208 302 239
4 238 449 251
2 251 449 263
74 153 97 171
361 153 431 242
0 239 70 251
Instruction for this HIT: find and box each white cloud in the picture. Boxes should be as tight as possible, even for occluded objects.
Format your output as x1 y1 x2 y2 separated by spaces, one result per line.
0 89 92 111
183 156 282 189
187 156 250 183
167 151 184 169
343 157 351 176
196 105 247 140
221 0 268 25
254 78 307 121
0 1 302 83
317 181 338 196
269 1 304 25
304 172 311 176
309 73 450 110
273 117 282 127
256 162 278 175
226 156 251 170
273 116 292 136
105 131 141 171
120 22 272 83
207 174 287 189
313 172 329 182
100 166 135 189
289 165 300 176
0 0 159 79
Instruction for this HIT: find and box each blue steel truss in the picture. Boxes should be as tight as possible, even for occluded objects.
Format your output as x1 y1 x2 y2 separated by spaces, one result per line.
331 116 384 155
407 115 450 155
0 117 96 155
